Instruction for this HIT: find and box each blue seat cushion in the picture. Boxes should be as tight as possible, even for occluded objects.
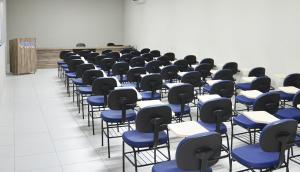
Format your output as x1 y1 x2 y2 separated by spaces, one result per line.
236 95 255 105
78 86 92 94
233 115 265 129
57 61 66 65
169 104 190 117
203 85 211 93
232 144 280 169
275 108 300 121
123 131 168 148
61 64 68 68
101 109 136 123
140 91 161 100
197 120 227 134
152 160 212 172
66 72 76 78
279 91 294 101
236 83 251 90
72 78 83 85
87 96 105 106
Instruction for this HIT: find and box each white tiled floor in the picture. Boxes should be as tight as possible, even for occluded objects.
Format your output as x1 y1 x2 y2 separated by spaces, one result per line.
0 69 298 171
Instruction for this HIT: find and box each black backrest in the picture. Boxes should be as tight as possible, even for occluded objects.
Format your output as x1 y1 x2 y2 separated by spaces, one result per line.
75 63 95 78
157 56 172 66
253 92 280 114
181 71 203 88
194 63 212 79
127 67 146 83
250 76 271 93
112 62 129 76
59 51 72 59
94 55 108 66
130 51 141 56
64 55 81 63
160 65 179 81
168 84 194 104
106 52 120 60
210 80 235 98
86 52 99 63
223 62 238 74
248 67 266 77
92 77 117 96
150 50 161 57
99 58 116 72
260 119 297 152
68 59 84 72
176 132 222 171
140 74 163 92
120 53 134 63
283 73 300 88
200 58 214 69
164 52 176 61
200 98 232 124
174 59 190 72
142 53 154 62
145 61 161 73
141 48 150 54
213 69 234 81
184 55 197 66
102 49 112 54
130 56 145 67
293 91 300 108
82 69 104 85
135 105 172 133
108 89 137 110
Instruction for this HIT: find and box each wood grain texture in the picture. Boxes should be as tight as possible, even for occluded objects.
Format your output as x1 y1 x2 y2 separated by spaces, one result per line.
9 38 37 74
36 46 130 69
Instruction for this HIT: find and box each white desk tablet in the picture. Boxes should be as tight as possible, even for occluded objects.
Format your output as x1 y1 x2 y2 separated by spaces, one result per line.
191 64 199 69
168 121 209 137
240 77 257 83
243 111 279 124
210 69 219 75
278 86 300 95
198 94 221 104
206 80 222 86
240 90 263 99
115 86 143 100
136 100 165 109
178 72 189 77
165 83 185 89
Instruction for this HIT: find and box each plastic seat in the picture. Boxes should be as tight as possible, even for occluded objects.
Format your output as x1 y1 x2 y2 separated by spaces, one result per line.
72 78 83 85
279 91 294 101
236 83 251 90
66 72 76 78
78 86 92 94
152 160 212 172
87 96 105 106
140 91 161 100
101 109 136 123
169 104 190 117
232 144 280 169
275 92 300 121
123 131 168 148
233 115 265 129
236 95 255 105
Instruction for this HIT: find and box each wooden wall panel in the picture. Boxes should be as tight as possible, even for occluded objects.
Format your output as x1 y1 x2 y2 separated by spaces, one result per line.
36 46 130 69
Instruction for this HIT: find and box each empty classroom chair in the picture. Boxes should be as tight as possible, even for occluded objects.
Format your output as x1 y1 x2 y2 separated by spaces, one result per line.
122 105 172 172
112 62 130 83
146 61 161 73
231 119 297 172
184 55 198 67
222 62 239 75
130 56 145 67
126 67 146 90
275 91 300 121
152 132 222 172
99 58 115 76
140 48 150 54
140 74 163 100
101 89 138 158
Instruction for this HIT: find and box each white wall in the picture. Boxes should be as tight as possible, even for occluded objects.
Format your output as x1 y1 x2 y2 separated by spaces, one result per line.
124 0 300 85
7 0 124 48
0 0 6 90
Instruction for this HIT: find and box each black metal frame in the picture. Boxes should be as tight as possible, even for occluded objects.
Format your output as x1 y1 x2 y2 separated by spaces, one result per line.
122 131 171 172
